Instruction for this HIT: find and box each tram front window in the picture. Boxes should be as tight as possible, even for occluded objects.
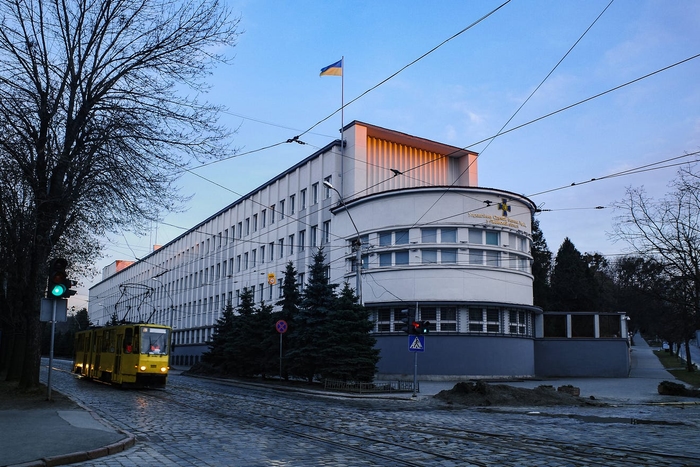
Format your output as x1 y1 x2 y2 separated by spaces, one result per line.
141 327 169 355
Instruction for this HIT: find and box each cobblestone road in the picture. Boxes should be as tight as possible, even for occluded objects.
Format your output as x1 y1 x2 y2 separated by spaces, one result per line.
44 360 700 466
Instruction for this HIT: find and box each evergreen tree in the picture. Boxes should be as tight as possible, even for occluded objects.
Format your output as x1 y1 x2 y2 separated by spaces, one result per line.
276 261 300 378
202 301 236 373
287 248 337 382
531 217 552 310
227 287 257 376
550 238 594 311
251 301 278 378
317 283 379 382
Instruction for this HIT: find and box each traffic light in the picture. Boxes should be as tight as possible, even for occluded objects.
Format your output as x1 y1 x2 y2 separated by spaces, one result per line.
398 308 415 334
415 320 431 334
47 258 75 299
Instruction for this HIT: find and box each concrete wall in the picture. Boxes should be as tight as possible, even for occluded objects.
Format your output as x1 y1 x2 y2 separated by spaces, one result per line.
534 338 630 377
375 334 535 380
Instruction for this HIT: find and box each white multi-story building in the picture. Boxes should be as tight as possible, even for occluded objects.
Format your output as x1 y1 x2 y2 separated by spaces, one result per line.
90 121 551 378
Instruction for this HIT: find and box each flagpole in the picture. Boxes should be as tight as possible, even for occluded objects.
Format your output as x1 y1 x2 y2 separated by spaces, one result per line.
340 55 345 194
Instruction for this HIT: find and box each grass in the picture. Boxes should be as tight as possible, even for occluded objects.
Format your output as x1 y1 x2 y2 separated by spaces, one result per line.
653 349 700 388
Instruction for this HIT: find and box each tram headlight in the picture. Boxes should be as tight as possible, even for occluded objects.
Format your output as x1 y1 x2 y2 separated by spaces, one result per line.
160 367 167 373
140 365 147 371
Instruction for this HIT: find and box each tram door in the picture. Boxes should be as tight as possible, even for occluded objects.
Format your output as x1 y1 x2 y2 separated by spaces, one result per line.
82 333 90 375
115 334 123 380
94 334 102 379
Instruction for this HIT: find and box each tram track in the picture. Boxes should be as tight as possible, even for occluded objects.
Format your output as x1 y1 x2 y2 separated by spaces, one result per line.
46 362 700 466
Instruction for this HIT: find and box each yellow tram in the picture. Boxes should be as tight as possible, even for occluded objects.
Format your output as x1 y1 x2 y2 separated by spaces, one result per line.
73 323 171 388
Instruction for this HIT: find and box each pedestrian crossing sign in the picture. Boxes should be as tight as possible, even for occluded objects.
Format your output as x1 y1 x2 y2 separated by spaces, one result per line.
408 335 425 352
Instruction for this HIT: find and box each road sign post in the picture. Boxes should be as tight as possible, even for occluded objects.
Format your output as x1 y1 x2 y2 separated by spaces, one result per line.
275 320 287 379
408 335 425 397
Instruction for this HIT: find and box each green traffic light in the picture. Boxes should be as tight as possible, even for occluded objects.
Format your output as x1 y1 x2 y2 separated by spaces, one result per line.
50 283 67 297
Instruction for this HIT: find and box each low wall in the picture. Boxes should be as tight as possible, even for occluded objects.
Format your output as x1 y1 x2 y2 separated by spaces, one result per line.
534 338 630 377
374 334 535 380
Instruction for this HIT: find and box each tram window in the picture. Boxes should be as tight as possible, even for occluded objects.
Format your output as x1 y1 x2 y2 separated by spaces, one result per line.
124 328 134 353
141 327 169 355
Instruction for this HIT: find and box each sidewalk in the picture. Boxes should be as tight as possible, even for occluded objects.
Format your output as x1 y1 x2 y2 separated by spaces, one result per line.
0 333 691 467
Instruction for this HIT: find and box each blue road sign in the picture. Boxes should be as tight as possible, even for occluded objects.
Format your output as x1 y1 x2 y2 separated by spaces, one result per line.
408 335 425 352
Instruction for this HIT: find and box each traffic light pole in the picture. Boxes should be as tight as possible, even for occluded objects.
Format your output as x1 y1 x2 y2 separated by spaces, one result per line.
47 300 57 401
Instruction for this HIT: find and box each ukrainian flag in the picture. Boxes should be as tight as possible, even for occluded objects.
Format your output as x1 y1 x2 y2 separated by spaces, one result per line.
320 59 342 76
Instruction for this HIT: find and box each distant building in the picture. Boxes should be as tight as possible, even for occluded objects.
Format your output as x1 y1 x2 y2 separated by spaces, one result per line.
89 121 629 379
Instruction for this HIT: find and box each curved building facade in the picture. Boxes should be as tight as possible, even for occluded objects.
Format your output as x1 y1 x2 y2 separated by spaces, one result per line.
89 121 544 379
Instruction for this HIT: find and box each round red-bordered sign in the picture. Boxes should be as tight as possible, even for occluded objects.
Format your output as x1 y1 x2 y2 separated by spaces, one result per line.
275 320 288 334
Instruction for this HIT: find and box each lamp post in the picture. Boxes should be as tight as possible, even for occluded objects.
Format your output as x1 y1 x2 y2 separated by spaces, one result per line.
323 180 362 304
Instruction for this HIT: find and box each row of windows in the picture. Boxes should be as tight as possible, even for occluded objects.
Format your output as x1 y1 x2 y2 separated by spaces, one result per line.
373 307 533 335
544 314 622 338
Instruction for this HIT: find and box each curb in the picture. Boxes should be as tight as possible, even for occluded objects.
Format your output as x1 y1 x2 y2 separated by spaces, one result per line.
7 434 135 467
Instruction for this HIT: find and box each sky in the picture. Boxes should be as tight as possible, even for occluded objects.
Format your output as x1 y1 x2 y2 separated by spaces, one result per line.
73 0 700 309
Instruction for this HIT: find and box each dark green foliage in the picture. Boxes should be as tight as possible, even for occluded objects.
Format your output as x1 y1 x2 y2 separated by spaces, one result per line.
287 248 338 382
200 248 380 383
550 238 596 311
531 217 552 310
317 283 379 382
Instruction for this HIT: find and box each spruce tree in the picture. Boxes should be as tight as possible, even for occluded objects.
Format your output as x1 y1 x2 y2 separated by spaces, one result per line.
228 287 257 376
202 301 236 374
531 217 552 310
318 282 380 382
287 248 337 382
276 261 300 379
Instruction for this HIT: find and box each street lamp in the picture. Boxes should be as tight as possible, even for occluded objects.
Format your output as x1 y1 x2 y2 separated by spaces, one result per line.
323 180 363 304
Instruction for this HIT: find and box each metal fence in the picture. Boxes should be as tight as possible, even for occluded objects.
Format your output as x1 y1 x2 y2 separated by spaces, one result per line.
323 379 418 394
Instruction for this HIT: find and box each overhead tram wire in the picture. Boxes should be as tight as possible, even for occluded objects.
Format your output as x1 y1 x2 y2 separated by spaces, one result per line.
527 149 700 198
289 0 513 142
406 0 615 229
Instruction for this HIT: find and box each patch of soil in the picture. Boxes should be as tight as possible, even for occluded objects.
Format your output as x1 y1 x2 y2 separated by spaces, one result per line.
0 379 78 410
433 381 606 407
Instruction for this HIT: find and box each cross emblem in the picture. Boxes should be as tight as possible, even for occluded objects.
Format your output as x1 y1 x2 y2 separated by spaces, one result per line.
497 199 511 216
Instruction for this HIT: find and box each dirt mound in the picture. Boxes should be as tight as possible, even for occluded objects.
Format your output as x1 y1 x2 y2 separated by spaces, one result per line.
433 381 605 407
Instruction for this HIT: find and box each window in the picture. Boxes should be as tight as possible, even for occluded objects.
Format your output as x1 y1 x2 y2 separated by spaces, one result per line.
379 231 392 246
260 245 265 264
298 273 305 292
299 230 306 251
269 242 275 260
323 176 332 198
270 204 275 224
258 283 264 302
236 255 241 272
440 307 457 331
245 218 250 236
395 230 409 244
485 230 499 246
395 250 409 265
279 200 285 220
485 250 500 267
469 308 483 332
422 249 438 264
441 249 457 264
421 307 437 332
469 229 482 244
486 309 500 332
312 183 319 205
243 252 248 270
379 252 392 267
253 214 258 232
377 309 392 332
224 229 229 244
323 221 331 243
300 189 307 210
441 228 457 243
289 194 295 215
422 228 437 243
509 310 527 335
469 249 483 265
261 209 266 228
237 222 242 238
288 234 294 255
251 249 256 268
310 225 318 248
279 239 284 258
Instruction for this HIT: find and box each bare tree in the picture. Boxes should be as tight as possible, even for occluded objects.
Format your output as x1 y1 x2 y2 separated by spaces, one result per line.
611 165 700 371
0 0 239 388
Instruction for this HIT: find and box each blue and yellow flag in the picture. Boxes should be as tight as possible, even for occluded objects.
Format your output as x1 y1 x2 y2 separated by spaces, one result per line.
320 59 342 76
